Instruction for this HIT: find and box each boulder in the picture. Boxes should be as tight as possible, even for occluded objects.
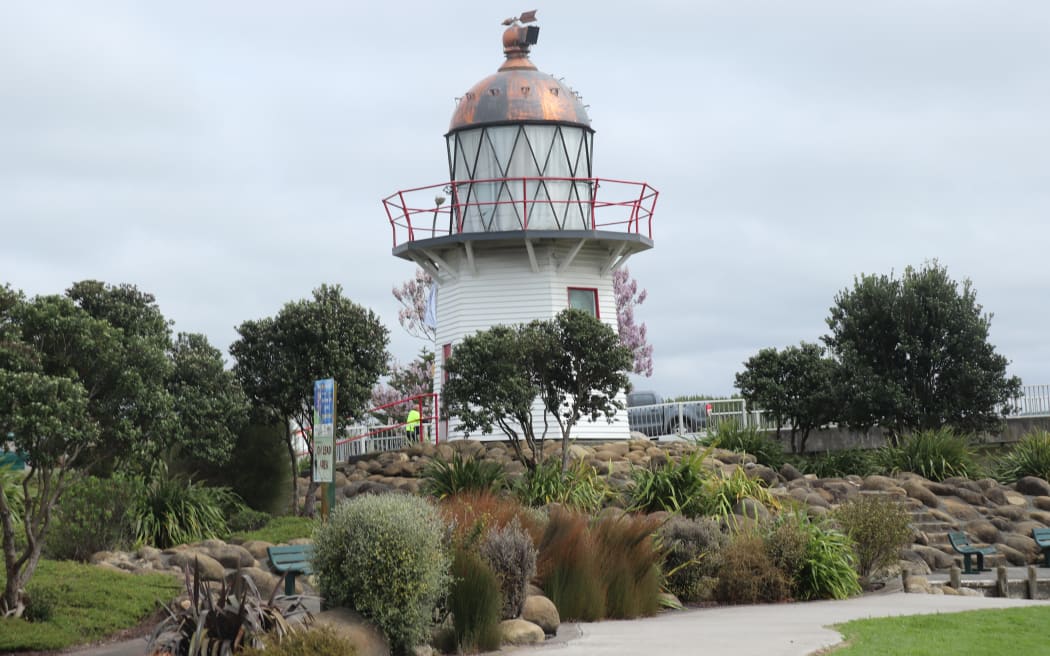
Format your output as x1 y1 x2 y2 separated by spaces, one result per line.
313 607 390 656
902 480 939 508
995 543 1029 566
201 543 255 569
526 583 545 597
966 520 1000 544
1003 491 1028 507
983 486 1010 506
1033 496 1050 512
169 551 226 581
940 498 982 522
926 482 956 497
522 595 560 634
958 587 981 597
940 585 960 595
732 497 771 522
233 567 282 599
992 505 1028 521
861 475 899 492
911 545 955 570
1001 534 1040 561
951 487 986 507
899 551 932 576
779 463 804 481
500 619 546 646
1029 511 1050 526
903 575 933 594
240 540 274 561
1016 476 1050 497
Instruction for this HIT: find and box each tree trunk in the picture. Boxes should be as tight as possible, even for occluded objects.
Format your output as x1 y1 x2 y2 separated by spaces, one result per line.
284 421 300 516
302 480 319 518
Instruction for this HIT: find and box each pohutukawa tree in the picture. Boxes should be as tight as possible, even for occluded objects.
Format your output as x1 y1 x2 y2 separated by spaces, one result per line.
823 261 1022 441
443 309 631 470
231 284 388 516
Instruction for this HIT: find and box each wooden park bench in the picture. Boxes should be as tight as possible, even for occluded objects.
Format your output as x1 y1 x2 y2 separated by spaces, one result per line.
948 531 996 574
1033 528 1050 567
267 544 315 595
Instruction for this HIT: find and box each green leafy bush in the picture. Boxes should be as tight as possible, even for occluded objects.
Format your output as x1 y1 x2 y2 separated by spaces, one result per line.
880 428 977 482
715 532 790 604
793 449 883 478
422 451 506 499
239 625 359 656
191 421 293 515
997 430 1050 483
627 450 708 516
834 495 912 581
45 474 143 560
449 546 503 652
515 458 609 513
227 508 273 533
714 421 784 469
313 494 451 653
537 509 603 621
593 512 663 619
659 515 728 603
132 463 245 548
23 586 57 623
480 518 537 619
768 512 861 600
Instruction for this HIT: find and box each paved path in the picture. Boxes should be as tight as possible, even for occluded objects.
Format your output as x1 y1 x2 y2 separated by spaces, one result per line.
65 592 1049 656
512 593 1050 656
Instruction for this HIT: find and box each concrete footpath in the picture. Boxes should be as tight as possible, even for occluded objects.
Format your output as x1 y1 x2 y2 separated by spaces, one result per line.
65 592 1049 656
512 593 1050 656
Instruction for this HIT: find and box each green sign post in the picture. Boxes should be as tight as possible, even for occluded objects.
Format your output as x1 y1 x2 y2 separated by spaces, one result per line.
313 378 337 521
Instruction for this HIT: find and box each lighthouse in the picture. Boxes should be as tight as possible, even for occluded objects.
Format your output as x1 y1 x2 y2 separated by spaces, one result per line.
383 12 658 440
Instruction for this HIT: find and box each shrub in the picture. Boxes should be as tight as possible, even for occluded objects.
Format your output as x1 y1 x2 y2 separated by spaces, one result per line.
191 421 293 515
714 421 784 469
715 532 790 604
997 430 1050 483
227 508 273 533
44 474 142 561
881 428 977 482
239 625 359 656
514 458 610 513
313 494 451 653
536 508 603 621
627 450 708 516
421 452 506 499
834 495 912 581
23 586 57 623
449 546 503 652
132 462 245 548
479 518 537 619
793 449 882 478
593 512 663 619
659 515 729 603
768 512 861 600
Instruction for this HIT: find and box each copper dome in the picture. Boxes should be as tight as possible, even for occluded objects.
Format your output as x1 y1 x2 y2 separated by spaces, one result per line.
447 24 591 133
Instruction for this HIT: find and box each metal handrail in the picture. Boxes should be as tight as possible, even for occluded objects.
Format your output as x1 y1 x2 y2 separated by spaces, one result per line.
383 176 658 248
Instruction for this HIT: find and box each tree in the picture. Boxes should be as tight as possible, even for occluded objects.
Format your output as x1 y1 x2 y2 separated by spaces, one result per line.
823 261 1022 440
392 268 436 342
168 332 250 469
613 267 653 376
231 284 389 516
370 349 434 420
735 342 837 453
537 309 632 469
0 285 101 617
443 309 631 470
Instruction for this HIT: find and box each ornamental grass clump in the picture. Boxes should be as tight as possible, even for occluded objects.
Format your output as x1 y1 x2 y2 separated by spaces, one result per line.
313 495 451 654
715 532 790 604
536 508 603 621
132 462 245 548
996 430 1050 483
592 512 663 619
448 546 503 653
659 515 728 603
834 495 912 582
695 466 779 522
767 511 861 601
514 458 610 513
627 449 708 516
713 421 785 469
880 428 977 482
439 490 545 546
421 451 506 499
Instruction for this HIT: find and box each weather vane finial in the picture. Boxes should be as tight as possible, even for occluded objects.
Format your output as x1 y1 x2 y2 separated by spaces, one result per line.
502 10 537 26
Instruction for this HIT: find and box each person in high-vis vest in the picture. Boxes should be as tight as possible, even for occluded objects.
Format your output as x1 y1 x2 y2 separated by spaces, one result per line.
406 407 421 443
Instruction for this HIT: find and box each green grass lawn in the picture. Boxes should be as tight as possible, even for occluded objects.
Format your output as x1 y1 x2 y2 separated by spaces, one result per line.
831 606 1050 655
0 559 181 652
230 515 318 544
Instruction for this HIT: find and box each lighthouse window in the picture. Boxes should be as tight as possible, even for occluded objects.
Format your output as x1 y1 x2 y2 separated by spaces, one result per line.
567 287 598 318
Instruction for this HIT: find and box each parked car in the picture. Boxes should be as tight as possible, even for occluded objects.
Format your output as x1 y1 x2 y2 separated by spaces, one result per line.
626 391 708 438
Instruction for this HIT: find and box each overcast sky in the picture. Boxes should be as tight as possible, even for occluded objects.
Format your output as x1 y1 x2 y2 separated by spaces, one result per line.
2 1 1048 398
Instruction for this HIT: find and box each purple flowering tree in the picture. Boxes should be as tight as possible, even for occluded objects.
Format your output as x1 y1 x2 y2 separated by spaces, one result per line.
613 267 653 377
391 268 436 342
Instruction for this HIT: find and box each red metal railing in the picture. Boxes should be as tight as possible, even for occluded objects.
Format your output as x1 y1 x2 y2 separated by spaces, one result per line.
334 393 440 456
382 177 658 248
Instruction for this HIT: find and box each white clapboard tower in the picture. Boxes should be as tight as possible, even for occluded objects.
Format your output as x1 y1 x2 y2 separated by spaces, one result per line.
383 14 658 440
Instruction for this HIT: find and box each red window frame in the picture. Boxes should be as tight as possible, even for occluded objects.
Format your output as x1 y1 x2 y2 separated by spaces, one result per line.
567 287 599 318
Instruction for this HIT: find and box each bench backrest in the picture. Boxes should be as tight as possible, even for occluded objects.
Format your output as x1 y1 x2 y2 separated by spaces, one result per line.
1033 528 1050 543
267 544 314 566
948 532 972 550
